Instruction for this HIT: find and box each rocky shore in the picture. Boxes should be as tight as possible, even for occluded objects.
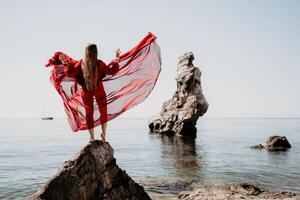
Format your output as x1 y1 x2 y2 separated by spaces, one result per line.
139 179 298 200
177 183 298 200
26 139 297 200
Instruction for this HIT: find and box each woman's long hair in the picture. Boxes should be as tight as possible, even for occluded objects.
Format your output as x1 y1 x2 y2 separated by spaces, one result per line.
82 44 99 91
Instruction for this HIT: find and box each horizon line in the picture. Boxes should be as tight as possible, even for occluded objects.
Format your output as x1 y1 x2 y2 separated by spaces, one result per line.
0 116 300 119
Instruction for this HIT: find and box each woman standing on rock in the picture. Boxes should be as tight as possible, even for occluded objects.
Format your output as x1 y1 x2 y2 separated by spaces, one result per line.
58 45 120 142
45 33 162 143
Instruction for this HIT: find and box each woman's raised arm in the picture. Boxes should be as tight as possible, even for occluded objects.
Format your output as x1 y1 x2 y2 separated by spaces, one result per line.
45 52 80 78
102 48 121 75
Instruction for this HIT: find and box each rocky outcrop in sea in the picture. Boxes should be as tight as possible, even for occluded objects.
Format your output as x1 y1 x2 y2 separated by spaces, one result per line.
251 135 291 150
27 141 151 200
148 52 208 138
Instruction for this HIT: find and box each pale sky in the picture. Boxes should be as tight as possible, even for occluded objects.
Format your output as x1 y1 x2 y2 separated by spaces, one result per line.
0 0 299 118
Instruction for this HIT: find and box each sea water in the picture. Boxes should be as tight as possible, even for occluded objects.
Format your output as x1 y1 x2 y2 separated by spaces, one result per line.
0 118 299 199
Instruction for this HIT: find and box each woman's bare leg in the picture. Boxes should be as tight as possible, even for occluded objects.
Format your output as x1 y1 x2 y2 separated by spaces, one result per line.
101 123 107 143
88 128 95 142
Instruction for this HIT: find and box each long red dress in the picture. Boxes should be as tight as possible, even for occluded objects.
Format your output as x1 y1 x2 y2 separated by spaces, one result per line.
45 32 161 132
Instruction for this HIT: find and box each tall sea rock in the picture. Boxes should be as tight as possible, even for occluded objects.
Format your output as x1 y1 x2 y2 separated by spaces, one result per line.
149 52 208 138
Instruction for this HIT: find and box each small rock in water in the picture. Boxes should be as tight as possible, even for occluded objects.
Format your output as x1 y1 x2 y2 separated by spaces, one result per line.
27 140 151 200
250 135 291 151
250 144 265 149
266 135 291 150
148 52 208 138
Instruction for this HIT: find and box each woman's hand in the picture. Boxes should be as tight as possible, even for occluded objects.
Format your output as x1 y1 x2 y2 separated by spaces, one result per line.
59 54 68 65
115 48 121 62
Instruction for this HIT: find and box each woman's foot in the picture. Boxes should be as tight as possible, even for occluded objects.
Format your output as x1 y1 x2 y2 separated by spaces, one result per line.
88 128 95 143
89 138 95 143
101 133 106 143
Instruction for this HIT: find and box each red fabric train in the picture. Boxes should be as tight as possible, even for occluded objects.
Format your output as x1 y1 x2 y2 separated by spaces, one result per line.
45 32 161 132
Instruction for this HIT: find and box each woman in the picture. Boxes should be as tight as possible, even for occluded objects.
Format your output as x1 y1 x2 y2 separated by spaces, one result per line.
58 45 121 142
45 33 161 143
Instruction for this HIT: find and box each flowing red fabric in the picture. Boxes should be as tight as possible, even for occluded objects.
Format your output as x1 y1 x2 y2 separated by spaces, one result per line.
45 32 161 132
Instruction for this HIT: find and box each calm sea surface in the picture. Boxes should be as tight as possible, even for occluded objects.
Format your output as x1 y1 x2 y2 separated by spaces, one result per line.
0 118 299 199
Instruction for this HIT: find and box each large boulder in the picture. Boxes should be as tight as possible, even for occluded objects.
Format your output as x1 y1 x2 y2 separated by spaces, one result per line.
27 141 151 200
148 52 208 138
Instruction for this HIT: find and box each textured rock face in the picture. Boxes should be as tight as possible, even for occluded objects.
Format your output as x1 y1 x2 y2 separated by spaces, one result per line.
149 52 208 137
266 135 291 150
250 135 291 150
28 141 151 200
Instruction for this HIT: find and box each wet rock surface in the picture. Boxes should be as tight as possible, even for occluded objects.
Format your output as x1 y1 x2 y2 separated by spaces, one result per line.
27 140 151 200
177 183 298 200
149 52 208 138
140 179 195 200
230 183 262 195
